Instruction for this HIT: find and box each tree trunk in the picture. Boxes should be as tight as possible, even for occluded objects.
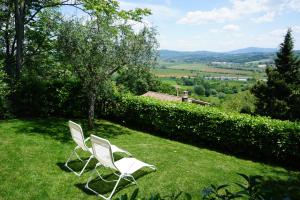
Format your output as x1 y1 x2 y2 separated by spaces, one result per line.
88 91 96 130
4 18 12 77
14 0 25 79
3 1 14 79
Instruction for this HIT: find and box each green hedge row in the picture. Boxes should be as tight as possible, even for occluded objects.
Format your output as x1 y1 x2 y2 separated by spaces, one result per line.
108 95 300 167
11 77 87 118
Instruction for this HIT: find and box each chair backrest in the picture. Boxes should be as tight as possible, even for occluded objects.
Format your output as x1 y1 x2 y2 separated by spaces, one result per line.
90 134 118 171
68 121 88 151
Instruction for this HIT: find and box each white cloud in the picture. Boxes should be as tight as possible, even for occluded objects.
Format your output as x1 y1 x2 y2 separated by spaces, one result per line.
177 0 269 25
270 26 300 37
119 1 179 20
251 12 275 23
223 24 240 31
287 0 300 12
126 19 153 33
164 0 172 6
177 0 300 25
210 29 220 33
209 24 240 35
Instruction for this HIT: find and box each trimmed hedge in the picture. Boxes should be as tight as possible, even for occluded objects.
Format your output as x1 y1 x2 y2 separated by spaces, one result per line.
11 77 87 118
108 95 300 167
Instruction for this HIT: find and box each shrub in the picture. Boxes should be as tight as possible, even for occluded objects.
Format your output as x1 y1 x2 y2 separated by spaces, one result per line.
194 85 205 96
118 173 300 199
210 89 218 96
218 92 226 99
0 69 11 119
11 76 87 118
107 95 300 167
240 105 252 114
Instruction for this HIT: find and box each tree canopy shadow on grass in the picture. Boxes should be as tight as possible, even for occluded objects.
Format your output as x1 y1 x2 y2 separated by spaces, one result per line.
11 118 132 143
56 157 98 173
75 169 152 197
202 172 300 199
258 174 300 199
57 153 125 174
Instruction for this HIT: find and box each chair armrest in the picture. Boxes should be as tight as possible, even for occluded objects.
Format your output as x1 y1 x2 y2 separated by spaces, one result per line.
84 136 90 144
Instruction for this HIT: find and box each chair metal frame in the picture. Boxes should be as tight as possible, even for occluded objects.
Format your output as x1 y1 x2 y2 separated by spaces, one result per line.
65 121 131 176
65 121 94 176
85 135 156 200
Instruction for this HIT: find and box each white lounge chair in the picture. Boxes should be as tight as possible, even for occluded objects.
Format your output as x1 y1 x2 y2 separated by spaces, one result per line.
65 121 131 176
85 134 156 200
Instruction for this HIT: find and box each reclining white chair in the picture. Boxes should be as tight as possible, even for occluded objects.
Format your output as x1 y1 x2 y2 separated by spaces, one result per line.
85 134 156 200
65 121 131 176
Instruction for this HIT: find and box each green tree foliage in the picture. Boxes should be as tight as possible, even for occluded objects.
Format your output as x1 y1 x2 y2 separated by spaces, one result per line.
0 64 10 118
115 27 159 95
24 9 63 77
0 0 85 80
116 67 160 95
58 9 157 128
194 85 205 96
251 29 300 120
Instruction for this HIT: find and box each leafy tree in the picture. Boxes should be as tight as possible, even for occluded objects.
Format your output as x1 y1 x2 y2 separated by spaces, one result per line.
116 67 160 95
210 89 217 96
194 85 205 96
58 8 156 128
116 27 159 95
0 0 83 80
1 0 130 80
251 29 300 120
182 77 194 86
205 89 211 97
24 9 63 77
0 63 10 118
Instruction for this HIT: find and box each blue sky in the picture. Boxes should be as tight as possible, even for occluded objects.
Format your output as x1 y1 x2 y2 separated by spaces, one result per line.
62 0 300 51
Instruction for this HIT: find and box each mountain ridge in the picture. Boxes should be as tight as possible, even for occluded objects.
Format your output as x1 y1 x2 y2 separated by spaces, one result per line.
159 48 300 63
159 47 279 55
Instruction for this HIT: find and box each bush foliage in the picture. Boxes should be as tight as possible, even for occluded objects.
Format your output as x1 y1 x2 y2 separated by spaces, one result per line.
0 68 10 118
11 76 87 118
108 95 300 167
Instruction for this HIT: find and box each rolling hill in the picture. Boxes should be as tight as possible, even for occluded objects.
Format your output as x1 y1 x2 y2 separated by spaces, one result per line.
159 48 300 63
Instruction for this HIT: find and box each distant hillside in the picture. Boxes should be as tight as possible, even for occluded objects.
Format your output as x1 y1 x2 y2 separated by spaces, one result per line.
159 50 219 60
228 47 277 54
159 48 300 63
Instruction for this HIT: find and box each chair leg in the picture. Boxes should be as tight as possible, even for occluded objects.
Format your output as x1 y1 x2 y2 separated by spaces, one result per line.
107 175 123 200
77 155 94 176
74 150 83 162
65 147 93 176
85 167 125 200
85 168 100 195
127 174 137 185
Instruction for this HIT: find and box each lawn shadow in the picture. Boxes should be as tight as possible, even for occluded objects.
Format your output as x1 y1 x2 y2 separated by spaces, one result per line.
228 172 300 199
258 174 300 199
56 157 97 173
75 170 152 196
11 118 132 143
12 118 70 142
56 152 126 173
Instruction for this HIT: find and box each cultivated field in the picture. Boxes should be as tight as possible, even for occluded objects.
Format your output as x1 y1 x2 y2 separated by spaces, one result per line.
154 62 264 78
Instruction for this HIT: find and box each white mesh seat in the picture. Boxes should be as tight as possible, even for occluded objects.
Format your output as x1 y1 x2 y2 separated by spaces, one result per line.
114 158 155 175
65 121 131 176
88 145 129 155
85 135 156 200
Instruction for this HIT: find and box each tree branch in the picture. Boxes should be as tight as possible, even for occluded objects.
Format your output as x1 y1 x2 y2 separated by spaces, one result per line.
25 1 89 24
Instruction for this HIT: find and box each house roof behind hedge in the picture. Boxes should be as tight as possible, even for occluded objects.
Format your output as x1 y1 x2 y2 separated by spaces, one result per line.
142 91 210 105
142 91 182 102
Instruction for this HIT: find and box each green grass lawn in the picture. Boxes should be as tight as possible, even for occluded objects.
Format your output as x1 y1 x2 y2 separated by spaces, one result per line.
0 119 299 199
